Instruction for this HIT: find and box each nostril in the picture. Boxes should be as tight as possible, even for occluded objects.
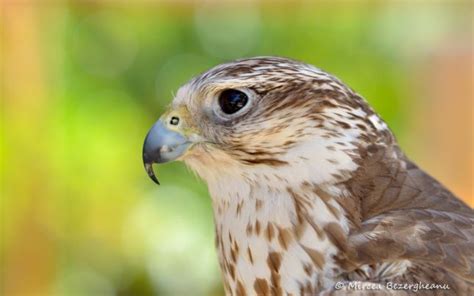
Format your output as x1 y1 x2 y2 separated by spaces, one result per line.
170 116 180 125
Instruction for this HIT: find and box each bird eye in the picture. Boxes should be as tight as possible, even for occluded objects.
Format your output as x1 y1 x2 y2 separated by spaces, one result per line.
218 89 248 114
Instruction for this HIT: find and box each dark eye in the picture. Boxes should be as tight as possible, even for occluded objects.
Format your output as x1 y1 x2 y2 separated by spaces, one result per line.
218 89 248 114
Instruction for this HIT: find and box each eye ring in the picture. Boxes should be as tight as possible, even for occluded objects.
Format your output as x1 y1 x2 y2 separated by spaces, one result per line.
218 89 249 115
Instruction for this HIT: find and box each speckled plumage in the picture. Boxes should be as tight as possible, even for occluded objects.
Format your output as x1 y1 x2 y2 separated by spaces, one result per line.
162 57 474 295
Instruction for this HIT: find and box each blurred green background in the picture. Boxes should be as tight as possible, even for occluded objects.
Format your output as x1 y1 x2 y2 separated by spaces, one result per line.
1 1 472 295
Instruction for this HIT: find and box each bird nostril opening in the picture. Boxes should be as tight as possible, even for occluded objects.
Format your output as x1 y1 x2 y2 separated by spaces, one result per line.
170 116 180 126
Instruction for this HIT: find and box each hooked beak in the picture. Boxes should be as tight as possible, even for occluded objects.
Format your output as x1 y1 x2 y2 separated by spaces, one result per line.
142 120 191 185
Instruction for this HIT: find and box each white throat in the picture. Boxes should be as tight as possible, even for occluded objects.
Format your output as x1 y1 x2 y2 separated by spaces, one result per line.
182 131 359 294
205 169 350 295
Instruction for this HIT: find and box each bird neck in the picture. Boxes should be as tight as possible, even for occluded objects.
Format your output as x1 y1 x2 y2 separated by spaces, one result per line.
210 174 350 295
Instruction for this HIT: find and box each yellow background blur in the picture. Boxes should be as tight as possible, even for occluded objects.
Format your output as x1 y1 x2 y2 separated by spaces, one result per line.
1 1 472 295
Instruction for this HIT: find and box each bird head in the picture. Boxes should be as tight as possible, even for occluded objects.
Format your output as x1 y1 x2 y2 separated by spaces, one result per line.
143 57 392 190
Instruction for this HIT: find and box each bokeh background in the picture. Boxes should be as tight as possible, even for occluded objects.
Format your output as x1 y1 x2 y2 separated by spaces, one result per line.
1 0 472 295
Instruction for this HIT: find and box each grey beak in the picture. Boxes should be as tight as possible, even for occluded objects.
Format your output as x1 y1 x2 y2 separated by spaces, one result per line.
142 120 191 185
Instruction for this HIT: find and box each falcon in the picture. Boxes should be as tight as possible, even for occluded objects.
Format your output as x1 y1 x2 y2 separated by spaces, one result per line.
142 57 473 295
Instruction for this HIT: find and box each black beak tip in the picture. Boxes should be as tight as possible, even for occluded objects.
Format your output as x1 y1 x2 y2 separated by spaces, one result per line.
150 174 160 185
144 162 160 185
